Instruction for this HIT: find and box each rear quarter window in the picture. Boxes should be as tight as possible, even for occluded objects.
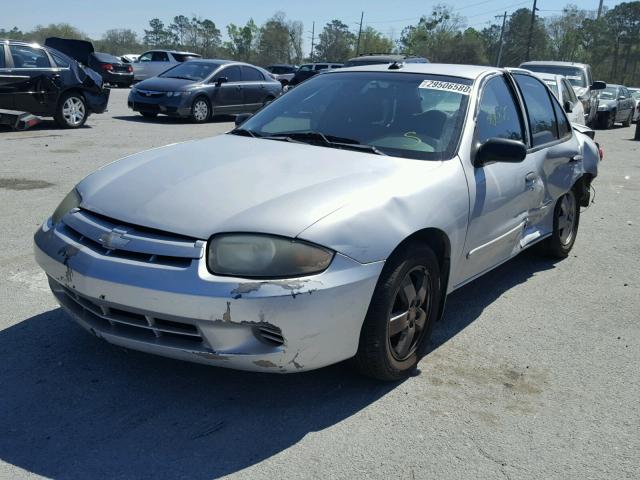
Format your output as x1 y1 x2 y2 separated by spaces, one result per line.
0 46 5 68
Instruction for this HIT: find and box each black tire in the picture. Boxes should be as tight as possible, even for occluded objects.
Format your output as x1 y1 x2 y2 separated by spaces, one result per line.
190 96 211 123
606 111 616 129
354 243 441 381
622 110 633 127
140 112 157 118
539 189 580 258
54 92 88 129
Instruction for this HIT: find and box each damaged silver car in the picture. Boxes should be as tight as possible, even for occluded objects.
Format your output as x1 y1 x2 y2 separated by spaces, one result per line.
34 64 600 380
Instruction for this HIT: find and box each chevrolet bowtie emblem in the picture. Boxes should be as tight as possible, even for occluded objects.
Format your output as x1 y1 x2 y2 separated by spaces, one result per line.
99 229 130 250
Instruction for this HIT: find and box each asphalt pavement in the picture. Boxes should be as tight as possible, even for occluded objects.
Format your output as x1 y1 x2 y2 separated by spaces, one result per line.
1 88 638 479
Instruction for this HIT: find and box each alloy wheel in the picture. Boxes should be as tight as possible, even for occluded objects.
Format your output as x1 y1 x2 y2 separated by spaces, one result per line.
558 191 577 246
388 266 431 361
193 99 209 121
62 97 85 127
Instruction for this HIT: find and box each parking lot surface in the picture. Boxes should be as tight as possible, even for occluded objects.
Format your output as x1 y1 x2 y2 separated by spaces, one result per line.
1 88 638 479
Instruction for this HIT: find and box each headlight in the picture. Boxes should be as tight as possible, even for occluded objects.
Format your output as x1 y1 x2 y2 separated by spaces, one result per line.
207 234 334 278
166 91 191 97
52 189 81 224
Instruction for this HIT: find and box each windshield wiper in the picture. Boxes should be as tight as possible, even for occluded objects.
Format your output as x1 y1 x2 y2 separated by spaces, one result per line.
262 131 387 155
228 127 261 138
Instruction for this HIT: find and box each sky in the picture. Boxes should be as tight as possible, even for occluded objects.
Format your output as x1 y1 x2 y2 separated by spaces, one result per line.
1 0 627 52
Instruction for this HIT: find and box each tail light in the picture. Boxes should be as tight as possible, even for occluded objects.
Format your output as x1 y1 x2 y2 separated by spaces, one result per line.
102 64 113 71
127 65 133 73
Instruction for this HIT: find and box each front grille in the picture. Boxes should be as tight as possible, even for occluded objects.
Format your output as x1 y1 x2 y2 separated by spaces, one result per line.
59 209 203 269
51 278 205 348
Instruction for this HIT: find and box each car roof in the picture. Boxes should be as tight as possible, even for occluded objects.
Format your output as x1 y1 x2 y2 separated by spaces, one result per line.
335 62 502 80
145 49 201 55
347 54 426 62
520 60 588 68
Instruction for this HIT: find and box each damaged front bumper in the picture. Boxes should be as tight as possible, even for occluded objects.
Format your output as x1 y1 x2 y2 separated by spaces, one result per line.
33 215 383 373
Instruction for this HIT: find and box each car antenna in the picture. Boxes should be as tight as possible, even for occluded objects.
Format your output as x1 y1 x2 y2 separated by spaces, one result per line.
388 61 403 70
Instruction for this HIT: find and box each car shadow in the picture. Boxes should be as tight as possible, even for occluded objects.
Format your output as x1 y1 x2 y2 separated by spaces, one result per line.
0 120 92 133
112 114 235 124
0 250 556 479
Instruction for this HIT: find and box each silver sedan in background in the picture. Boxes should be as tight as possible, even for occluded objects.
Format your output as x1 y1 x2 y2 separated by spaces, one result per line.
132 49 201 82
34 64 600 380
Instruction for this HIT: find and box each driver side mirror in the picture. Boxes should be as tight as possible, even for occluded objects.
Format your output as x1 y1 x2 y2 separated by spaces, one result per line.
563 101 573 113
475 138 527 167
592 81 606 90
215 76 228 86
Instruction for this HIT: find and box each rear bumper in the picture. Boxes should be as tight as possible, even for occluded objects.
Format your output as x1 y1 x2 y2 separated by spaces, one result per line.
34 218 383 373
85 88 110 114
103 71 134 86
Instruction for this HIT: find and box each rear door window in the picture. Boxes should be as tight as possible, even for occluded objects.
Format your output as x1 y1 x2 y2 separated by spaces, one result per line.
551 95 571 138
0 46 5 68
314 64 328 70
476 75 524 144
151 51 169 62
514 74 559 147
9 45 51 68
562 79 577 103
241 66 264 81
52 52 71 68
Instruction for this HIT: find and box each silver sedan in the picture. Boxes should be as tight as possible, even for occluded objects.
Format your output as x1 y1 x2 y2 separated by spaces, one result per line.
34 64 600 380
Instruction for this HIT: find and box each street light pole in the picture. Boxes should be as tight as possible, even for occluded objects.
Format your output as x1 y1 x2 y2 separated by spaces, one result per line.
495 12 507 67
526 0 538 61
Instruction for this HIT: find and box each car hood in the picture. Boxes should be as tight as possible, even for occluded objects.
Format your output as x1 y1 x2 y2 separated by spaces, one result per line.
45 37 94 65
134 77 196 91
76 135 441 240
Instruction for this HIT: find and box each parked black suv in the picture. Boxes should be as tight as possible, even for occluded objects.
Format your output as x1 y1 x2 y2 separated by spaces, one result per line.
0 38 110 128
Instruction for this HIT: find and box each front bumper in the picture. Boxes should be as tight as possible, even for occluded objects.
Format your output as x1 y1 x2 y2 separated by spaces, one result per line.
127 90 191 117
34 215 383 373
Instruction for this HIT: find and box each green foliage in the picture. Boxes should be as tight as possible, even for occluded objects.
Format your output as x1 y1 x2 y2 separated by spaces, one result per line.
1 3 639 84
314 20 355 62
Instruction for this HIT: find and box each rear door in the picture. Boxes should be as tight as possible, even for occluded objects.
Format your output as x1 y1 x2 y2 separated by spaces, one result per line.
512 73 580 240
240 65 267 111
210 65 242 113
6 44 59 115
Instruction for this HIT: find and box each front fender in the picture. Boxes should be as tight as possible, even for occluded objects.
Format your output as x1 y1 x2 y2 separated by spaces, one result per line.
297 158 469 292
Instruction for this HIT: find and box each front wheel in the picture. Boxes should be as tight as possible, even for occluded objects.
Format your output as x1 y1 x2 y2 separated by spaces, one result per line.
190 97 211 123
539 189 580 258
622 110 633 127
354 243 441 381
54 93 87 128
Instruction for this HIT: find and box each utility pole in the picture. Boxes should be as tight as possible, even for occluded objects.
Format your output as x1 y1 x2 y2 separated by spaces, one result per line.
525 0 538 62
356 11 364 56
597 0 604 19
495 12 507 67
310 22 315 62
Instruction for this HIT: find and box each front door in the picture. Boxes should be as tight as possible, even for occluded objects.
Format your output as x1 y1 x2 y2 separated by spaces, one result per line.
210 65 242 113
456 74 542 285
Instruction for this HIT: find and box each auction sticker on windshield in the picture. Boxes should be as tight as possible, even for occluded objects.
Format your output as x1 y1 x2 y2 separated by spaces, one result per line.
418 80 471 95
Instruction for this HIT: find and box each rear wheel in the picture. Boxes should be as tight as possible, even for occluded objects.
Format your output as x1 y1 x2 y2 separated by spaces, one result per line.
190 97 211 123
354 243 441 381
539 189 580 258
54 92 87 128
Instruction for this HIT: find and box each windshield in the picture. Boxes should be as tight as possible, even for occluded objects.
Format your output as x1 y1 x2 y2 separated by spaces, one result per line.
160 61 221 81
599 87 618 100
524 65 587 88
238 72 472 160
